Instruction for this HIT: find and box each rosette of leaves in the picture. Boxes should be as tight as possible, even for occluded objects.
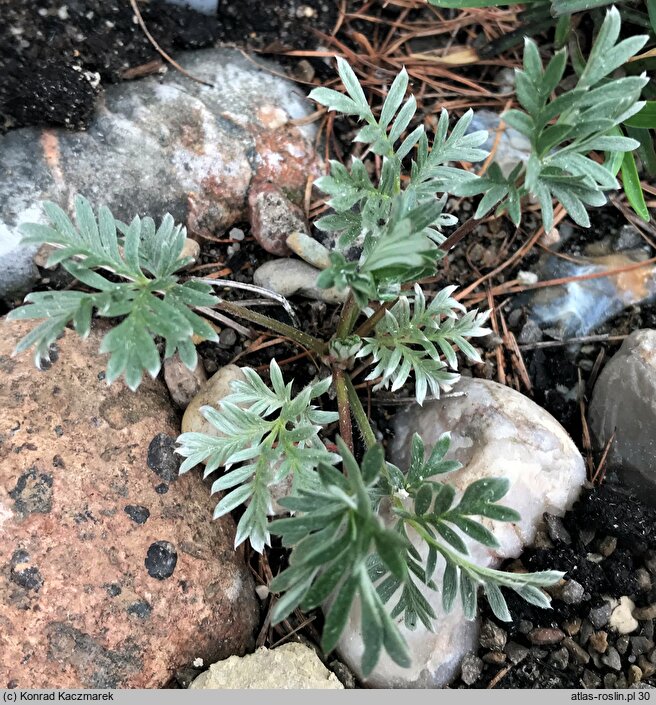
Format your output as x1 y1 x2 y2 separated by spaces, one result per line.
269 435 563 675
7 196 218 390
176 360 339 553
356 284 491 404
453 7 649 231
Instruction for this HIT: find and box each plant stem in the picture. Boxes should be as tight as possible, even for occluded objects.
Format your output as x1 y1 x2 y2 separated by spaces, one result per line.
354 300 396 339
217 300 327 355
344 373 376 449
335 293 360 338
438 217 481 253
334 368 354 453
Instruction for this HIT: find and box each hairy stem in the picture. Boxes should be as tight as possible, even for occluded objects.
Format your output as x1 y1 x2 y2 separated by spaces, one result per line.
344 374 376 449
354 300 396 339
334 368 354 453
217 300 327 355
336 293 360 338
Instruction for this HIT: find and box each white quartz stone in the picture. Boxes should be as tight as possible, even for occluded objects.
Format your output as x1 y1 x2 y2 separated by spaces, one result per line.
337 377 586 688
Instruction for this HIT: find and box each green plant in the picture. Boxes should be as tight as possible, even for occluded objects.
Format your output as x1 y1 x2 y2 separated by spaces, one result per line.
9 58 588 677
7 198 219 390
428 2 654 223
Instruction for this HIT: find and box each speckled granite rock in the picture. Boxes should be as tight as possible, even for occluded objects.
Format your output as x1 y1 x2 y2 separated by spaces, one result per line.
0 318 258 689
189 643 343 689
0 48 321 304
589 329 656 502
337 377 586 688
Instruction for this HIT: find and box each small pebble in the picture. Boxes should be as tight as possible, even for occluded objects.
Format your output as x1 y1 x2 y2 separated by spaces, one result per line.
631 636 654 657
229 227 245 241
589 602 612 629
528 628 565 646
636 568 652 593
563 637 591 665
255 585 269 600
579 528 597 546
564 618 582 636
482 651 506 665
218 328 237 348
628 665 643 686
560 579 585 605
604 673 618 688
544 513 572 545
581 669 602 688
616 635 631 655
598 535 617 557
549 647 569 670
634 603 656 620
638 655 656 678
580 620 594 645
533 529 554 549
601 646 622 671
460 653 484 685
504 641 529 665
480 619 507 651
518 620 533 635
610 596 639 634
589 631 609 654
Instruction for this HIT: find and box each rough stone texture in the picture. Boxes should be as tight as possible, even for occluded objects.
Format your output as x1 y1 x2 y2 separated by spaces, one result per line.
253 258 348 304
189 643 343 689
181 365 246 437
589 330 656 502
0 48 321 304
337 377 586 688
0 318 258 688
248 182 307 256
164 354 207 410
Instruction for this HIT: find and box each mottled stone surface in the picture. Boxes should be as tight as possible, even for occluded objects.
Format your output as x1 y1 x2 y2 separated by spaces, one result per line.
589 329 656 502
248 182 306 256
0 48 321 303
337 377 586 688
0 318 258 688
253 258 348 304
189 644 343 689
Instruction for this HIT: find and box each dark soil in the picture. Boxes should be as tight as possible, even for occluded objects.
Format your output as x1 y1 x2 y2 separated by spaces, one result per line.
0 0 335 132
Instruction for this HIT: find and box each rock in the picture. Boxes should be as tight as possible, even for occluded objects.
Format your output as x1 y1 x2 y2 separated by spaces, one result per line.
589 602 613 629
337 377 585 688
601 646 622 671
544 513 572 545
0 318 258 688
181 365 246 437
179 238 201 265
549 647 569 670
628 665 643 686
253 258 348 304
286 232 332 270
610 597 639 634
558 579 585 605
0 206 40 303
529 628 565 646
588 631 608 654
631 636 654 657
469 110 531 177
633 603 656 621
563 638 591 665
390 378 585 561
164 355 207 409
0 49 320 300
589 330 656 501
505 641 529 665
581 669 602 688
598 536 617 557
517 254 656 338
248 183 307 256
480 620 507 651
460 653 484 686
189 644 343 689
